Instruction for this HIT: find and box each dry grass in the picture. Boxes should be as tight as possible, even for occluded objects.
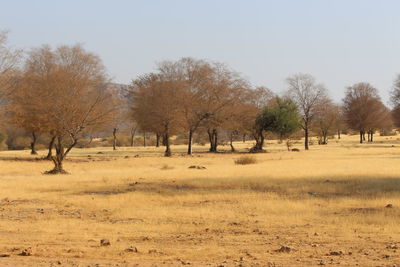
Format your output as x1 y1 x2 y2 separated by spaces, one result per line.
0 134 400 266
234 155 257 165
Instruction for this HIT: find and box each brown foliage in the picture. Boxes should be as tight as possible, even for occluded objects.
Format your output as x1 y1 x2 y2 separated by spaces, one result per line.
9 44 116 173
343 82 391 143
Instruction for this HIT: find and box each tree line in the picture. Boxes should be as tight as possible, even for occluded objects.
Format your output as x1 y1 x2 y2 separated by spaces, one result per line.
0 31 399 173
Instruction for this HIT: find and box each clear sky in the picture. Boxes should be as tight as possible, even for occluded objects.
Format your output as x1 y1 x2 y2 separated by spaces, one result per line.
1 0 399 103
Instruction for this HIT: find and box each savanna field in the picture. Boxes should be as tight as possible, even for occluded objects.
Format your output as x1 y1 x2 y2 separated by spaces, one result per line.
0 135 400 267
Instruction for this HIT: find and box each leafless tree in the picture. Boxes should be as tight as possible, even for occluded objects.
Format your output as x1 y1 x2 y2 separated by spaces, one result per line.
286 73 328 150
12 44 116 173
130 71 185 157
0 30 21 103
343 82 389 143
313 100 340 144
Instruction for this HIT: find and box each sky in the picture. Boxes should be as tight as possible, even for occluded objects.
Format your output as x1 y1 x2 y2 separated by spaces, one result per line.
1 0 399 103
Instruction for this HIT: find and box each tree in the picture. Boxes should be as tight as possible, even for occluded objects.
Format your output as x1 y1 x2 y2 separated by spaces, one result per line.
248 87 274 152
199 62 248 153
13 44 116 173
286 74 328 150
313 100 340 144
130 71 185 157
256 97 301 151
0 30 21 102
343 82 388 143
159 58 214 155
391 74 400 128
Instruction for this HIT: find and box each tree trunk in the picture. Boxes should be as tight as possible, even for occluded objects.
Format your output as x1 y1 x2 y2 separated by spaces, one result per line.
143 131 146 147
164 133 171 157
130 128 136 147
360 131 363 144
187 129 193 155
30 131 38 155
321 130 327 145
45 136 56 160
207 129 218 152
251 129 264 152
304 126 309 150
46 136 77 174
230 132 236 152
47 136 67 174
337 130 341 139
112 128 117 150
370 131 374 142
162 134 167 146
242 134 246 143
156 133 160 147
363 132 366 141
130 134 134 147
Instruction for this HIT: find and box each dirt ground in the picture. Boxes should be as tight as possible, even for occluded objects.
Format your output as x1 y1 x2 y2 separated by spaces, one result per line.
0 135 400 266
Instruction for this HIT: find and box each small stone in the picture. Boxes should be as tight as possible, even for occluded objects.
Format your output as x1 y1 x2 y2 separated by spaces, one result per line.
275 246 293 253
19 248 32 256
329 251 343 256
386 204 393 208
188 165 206 169
124 246 138 253
179 259 191 265
100 239 111 246
0 254 10 257
319 260 325 265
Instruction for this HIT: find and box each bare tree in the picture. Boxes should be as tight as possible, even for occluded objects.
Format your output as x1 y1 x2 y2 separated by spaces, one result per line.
0 30 21 102
13 44 116 173
313 100 340 145
171 58 214 155
130 71 184 157
202 63 248 153
391 74 400 129
343 82 388 143
286 73 328 150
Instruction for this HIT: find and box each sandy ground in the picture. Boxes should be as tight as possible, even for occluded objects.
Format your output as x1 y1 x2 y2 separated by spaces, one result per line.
0 135 399 266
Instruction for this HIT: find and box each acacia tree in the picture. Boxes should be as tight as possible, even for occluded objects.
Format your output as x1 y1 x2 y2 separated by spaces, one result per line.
366 99 391 142
171 58 215 155
343 82 387 143
0 31 21 102
286 74 328 150
313 100 340 144
198 63 248 153
256 97 301 151
391 74 400 129
14 44 115 173
248 86 274 152
131 70 185 157
222 88 258 152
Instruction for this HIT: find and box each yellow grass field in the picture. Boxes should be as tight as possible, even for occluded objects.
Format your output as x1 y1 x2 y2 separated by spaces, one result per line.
1 135 400 266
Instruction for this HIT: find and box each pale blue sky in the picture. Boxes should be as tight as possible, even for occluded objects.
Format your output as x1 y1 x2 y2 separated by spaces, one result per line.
1 0 399 103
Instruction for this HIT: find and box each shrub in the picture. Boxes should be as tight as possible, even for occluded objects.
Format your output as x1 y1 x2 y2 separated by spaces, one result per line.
234 155 257 165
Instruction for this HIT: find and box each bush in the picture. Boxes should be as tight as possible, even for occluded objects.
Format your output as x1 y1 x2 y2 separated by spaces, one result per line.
234 155 257 165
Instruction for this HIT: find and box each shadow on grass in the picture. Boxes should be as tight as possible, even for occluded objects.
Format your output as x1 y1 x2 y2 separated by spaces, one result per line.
73 175 400 200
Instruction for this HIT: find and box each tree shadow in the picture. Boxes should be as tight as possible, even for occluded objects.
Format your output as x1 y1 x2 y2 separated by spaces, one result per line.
72 175 400 200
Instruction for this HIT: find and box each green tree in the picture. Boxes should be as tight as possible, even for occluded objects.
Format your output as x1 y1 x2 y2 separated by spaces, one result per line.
256 97 301 151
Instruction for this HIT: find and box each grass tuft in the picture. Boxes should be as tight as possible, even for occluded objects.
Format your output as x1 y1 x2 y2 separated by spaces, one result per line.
234 155 257 165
